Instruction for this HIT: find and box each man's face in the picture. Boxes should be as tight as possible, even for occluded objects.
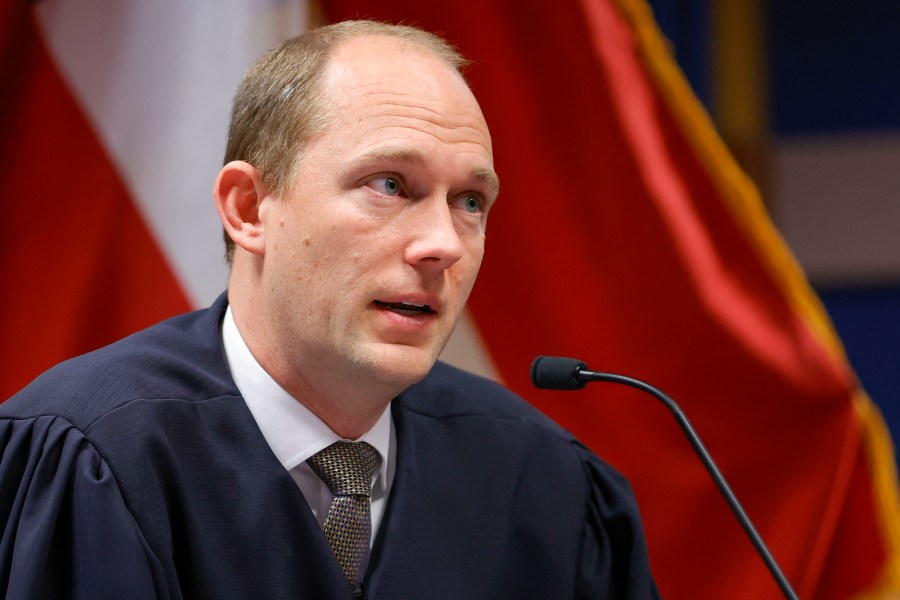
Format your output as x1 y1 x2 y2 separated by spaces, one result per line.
257 36 498 396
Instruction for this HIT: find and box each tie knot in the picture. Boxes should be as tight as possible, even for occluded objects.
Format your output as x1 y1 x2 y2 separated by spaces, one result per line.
307 441 379 496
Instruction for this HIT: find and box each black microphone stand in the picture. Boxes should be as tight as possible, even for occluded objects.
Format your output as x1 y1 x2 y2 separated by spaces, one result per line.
532 357 799 600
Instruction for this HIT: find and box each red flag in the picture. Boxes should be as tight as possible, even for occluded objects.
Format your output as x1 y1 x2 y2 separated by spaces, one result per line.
318 0 900 597
0 1 307 399
0 3 191 399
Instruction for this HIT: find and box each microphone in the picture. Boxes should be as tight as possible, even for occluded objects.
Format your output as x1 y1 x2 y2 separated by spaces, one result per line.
531 356 799 600
530 356 587 390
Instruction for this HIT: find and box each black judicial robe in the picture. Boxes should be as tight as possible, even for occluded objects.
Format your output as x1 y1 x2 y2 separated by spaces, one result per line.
0 294 660 599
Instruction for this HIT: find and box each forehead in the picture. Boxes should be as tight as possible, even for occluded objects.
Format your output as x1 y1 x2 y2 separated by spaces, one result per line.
323 34 466 94
317 35 494 159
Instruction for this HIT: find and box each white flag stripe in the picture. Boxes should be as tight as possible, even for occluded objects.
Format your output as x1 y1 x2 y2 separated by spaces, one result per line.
35 0 307 307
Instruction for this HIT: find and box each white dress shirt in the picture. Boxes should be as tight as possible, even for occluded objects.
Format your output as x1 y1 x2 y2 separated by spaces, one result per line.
221 306 396 545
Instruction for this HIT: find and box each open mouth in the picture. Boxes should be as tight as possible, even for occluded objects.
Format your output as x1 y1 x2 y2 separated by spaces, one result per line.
374 300 436 317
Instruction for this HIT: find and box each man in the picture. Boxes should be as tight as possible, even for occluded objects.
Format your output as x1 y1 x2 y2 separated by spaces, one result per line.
0 20 659 599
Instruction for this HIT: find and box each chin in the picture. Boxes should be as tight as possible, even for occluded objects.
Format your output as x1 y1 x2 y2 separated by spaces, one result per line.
356 343 440 390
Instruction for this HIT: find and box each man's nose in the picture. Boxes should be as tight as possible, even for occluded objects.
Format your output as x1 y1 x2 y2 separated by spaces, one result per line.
404 197 465 271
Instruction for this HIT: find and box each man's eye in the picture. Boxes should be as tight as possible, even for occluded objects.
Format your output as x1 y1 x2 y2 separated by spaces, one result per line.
457 194 483 214
369 176 402 196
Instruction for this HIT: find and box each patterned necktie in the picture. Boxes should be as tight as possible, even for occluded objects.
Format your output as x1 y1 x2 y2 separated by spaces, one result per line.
307 441 379 589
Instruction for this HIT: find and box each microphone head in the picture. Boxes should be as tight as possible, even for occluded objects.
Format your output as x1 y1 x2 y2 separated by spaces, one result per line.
530 356 588 390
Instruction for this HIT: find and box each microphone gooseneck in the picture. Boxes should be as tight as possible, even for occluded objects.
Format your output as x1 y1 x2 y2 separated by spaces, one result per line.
530 356 799 600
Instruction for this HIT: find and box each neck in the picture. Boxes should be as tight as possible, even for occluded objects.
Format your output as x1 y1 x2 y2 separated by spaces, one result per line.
278 367 396 440
227 277 400 440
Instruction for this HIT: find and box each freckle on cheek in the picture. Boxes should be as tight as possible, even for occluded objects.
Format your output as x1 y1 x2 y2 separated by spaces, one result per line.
303 238 311 247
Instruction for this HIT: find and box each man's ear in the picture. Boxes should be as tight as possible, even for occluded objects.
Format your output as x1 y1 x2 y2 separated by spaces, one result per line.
214 161 270 256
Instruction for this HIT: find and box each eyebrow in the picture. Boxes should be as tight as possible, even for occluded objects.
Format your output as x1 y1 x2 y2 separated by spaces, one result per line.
472 165 501 198
355 147 500 197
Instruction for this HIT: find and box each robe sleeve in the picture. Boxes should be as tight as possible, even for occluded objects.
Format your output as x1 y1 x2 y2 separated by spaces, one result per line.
574 444 662 599
0 415 168 599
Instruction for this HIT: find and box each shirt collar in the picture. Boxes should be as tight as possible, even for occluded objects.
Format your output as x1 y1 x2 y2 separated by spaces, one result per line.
221 305 393 493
